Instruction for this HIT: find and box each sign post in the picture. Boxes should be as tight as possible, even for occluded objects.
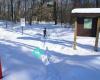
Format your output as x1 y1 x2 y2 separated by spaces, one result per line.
20 18 25 35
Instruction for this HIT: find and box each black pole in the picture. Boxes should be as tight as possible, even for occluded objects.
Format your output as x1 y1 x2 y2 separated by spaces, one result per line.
22 26 23 35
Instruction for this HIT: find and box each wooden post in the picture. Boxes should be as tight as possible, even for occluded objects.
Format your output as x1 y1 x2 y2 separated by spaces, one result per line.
94 18 100 51
0 59 2 79
73 19 77 50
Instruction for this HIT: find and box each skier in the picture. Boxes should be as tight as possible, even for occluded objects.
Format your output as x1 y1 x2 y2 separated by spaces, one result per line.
43 28 47 38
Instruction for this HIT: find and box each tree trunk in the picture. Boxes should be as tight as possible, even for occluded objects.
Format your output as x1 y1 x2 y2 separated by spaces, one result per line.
53 0 57 25
10 0 14 21
61 1 63 26
24 0 27 23
96 0 98 7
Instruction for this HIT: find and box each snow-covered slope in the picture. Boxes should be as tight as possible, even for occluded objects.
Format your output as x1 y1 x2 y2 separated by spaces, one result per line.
0 21 100 80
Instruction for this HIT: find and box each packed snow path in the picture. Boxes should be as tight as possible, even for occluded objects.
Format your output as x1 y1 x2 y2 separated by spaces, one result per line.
0 22 100 80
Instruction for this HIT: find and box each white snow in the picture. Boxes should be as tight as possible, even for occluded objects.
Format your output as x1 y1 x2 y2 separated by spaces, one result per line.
0 21 100 80
72 8 100 13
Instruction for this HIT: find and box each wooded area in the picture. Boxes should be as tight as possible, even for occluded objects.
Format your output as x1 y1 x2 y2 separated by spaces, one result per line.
0 0 99 25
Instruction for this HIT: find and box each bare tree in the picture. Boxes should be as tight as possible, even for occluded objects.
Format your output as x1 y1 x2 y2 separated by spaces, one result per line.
96 0 98 7
53 0 58 25
29 0 35 25
10 0 14 21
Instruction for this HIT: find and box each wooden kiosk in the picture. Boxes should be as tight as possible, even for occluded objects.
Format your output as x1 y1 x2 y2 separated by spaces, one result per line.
72 8 100 51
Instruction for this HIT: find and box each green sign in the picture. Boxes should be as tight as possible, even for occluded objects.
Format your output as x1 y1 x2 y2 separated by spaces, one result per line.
84 18 92 29
32 47 45 59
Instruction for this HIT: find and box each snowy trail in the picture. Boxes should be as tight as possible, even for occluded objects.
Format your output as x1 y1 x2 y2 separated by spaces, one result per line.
0 23 100 80
1 42 100 80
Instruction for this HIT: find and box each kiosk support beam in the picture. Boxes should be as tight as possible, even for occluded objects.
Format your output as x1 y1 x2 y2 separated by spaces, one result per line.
95 18 100 51
73 19 77 50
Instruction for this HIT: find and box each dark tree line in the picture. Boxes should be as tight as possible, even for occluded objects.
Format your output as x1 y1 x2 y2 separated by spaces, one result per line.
0 0 99 25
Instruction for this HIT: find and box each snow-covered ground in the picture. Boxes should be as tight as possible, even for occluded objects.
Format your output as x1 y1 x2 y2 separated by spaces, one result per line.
0 21 100 80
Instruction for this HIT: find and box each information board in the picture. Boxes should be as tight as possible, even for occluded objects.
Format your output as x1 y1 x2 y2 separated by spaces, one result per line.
84 18 92 29
21 18 25 26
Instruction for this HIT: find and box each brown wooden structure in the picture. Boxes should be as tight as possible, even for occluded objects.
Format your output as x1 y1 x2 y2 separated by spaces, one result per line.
72 8 100 51
77 17 97 37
